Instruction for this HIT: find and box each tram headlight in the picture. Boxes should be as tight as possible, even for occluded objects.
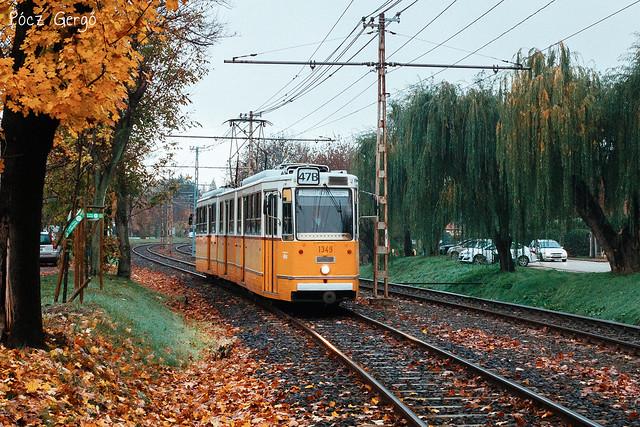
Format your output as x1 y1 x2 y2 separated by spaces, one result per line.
320 265 330 275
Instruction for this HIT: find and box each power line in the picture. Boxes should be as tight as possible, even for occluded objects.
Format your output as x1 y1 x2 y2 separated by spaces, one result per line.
166 134 333 142
283 1 508 136
422 0 558 80
280 70 374 134
230 35 354 60
255 23 365 114
539 0 640 54
253 0 358 113
392 32 517 65
257 26 370 115
463 0 640 90
403 0 507 65
388 0 458 59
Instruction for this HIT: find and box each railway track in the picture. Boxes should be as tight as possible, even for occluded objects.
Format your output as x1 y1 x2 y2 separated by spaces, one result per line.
132 243 603 426
360 278 640 354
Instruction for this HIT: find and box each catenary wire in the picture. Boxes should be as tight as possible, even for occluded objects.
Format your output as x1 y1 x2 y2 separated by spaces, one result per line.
255 22 364 114
253 0 357 113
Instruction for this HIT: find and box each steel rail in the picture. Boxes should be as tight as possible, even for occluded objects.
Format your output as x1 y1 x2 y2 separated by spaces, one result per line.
174 244 193 256
144 245 196 268
266 306 427 427
131 244 206 278
131 243 426 426
359 278 640 353
345 308 602 427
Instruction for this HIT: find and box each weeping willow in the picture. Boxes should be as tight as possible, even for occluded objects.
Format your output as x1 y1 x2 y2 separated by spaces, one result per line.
498 44 640 273
354 42 640 273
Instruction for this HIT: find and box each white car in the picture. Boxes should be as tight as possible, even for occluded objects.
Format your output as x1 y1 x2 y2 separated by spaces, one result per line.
529 239 568 262
459 242 536 267
458 240 495 264
39 231 60 265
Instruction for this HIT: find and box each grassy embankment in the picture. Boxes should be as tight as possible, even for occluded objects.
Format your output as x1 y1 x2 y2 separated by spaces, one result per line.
40 274 213 366
360 256 640 325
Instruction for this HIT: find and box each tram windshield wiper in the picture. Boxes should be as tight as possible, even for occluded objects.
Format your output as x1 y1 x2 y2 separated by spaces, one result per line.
323 184 350 233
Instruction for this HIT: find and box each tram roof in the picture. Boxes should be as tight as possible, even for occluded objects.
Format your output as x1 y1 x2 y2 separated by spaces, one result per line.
197 164 356 204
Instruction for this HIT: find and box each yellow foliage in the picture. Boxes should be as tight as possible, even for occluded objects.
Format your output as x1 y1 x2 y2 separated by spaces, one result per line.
0 0 169 132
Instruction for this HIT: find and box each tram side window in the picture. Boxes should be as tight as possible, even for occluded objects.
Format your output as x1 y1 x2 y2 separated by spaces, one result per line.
242 192 262 235
236 197 242 235
218 201 224 235
265 193 278 236
282 188 293 240
208 203 216 234
196 207 207 234
253 192 262 234
243 196 249 234
227 199 235 235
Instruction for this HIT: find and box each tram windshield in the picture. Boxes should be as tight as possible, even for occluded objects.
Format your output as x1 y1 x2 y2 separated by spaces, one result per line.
296 188 353 239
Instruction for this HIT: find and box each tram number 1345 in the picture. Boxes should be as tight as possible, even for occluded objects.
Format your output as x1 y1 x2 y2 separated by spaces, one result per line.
318 245 334 254
297 168 320 185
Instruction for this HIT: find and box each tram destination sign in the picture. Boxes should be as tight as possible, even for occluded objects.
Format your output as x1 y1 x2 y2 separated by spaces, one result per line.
296 167 320 185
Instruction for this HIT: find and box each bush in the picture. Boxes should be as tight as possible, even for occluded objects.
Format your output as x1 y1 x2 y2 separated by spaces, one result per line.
564 228 590 256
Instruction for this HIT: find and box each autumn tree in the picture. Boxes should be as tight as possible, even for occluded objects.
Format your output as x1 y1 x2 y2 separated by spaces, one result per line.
88 1 222 274
0 0 175 347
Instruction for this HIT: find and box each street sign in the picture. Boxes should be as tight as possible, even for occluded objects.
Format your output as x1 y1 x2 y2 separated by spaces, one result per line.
64 209 85 238
86 212 104 221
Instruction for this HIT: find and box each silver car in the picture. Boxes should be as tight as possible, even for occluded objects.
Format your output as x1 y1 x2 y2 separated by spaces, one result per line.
40 232 60 265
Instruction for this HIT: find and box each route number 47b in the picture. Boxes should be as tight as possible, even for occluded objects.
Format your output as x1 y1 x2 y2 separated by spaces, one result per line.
297 168 320 185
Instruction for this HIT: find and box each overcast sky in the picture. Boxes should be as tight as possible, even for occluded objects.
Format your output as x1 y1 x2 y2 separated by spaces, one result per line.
157 0 640 188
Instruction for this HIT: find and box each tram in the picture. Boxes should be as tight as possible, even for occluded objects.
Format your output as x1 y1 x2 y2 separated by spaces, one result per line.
194 164 359 304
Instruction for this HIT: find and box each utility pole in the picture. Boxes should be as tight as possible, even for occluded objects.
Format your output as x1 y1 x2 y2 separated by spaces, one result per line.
373 13 392 298
225 23 529 299
248 111 255 174
191 146 199 256
226 112 271 185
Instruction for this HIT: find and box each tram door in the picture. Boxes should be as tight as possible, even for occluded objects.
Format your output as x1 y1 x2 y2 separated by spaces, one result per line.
263 192 278 294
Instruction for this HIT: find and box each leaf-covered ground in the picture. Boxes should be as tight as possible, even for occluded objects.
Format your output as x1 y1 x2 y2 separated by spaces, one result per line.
2 266 400 425
0 303 294 425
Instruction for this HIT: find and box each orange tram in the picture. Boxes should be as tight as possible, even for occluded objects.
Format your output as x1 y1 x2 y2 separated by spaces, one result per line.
194 164 359 304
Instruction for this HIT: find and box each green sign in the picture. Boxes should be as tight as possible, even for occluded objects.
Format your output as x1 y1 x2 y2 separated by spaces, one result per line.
86 212 104 221
64 209 85 238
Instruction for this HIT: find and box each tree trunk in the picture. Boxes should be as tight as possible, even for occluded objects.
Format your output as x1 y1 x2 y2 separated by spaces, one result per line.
403 228 413 256
89 78 147 275
573 177 640 274
115 168 132 278
0 218 8 341
1 108 58 347
493 232 515 272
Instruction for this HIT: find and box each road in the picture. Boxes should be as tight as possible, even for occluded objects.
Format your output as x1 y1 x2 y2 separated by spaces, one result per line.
529 259 611 273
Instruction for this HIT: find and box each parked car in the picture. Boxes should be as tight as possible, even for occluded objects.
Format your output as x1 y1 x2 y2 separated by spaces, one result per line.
458 240 494 264
438 240 457 255
459 242 536 266
448 238 491 259
529 239 568 262
39 231 60 265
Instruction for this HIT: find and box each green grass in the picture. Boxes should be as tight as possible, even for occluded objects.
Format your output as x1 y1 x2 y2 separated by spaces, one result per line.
41 275 214 366
361 256 640 325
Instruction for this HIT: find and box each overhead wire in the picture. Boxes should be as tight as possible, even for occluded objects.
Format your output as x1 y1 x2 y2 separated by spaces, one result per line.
255 22 364 114
257 25 369 115
230 35 356 60
253 0 357 113
287 0 497 136
387 0 458 59
422 0 558 81
280 69 374 134
392 32 519 65
462 0 640 90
